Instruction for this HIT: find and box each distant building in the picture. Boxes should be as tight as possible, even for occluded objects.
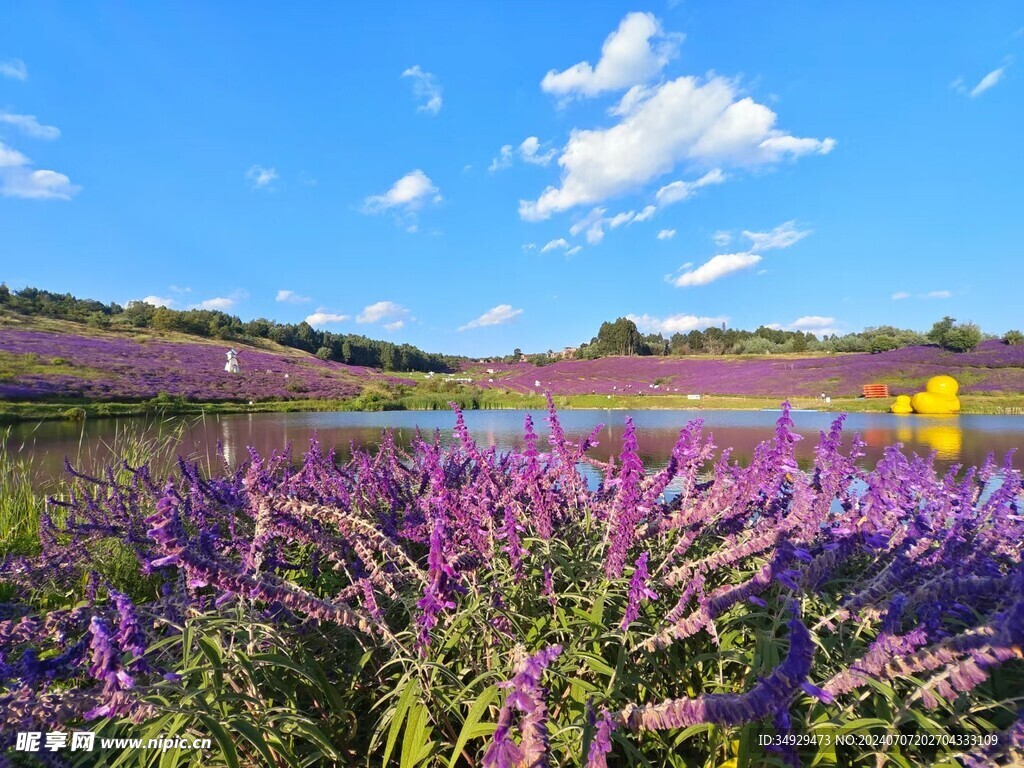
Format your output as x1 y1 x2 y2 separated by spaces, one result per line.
224 349 240 374
560 346 578 359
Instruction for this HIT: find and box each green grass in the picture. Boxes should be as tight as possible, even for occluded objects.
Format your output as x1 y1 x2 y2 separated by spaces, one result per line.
0 350 106 382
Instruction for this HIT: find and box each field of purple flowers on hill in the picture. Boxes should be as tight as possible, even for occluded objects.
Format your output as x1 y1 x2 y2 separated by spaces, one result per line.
472 341 1024 397
0 328 402 402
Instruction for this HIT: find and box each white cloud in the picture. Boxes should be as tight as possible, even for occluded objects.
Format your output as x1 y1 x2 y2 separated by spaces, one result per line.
627 313 728 334
657 228 676 240
741 220 811 250
402 65 443 115
788 315 839 336
565 245 582 256
0 140 79 200
357 300 410 324
519 136 556 166
384 320 405 331
632 204 657 222
970 67 1006 97
491 137 557 172
608 211 634 228
458 304 523 331
925 290 952 299
541 12 682 98
521 75 833 220
568 206 608 245
891 291 910 300
276 290 310 303
363 170 441 213
198 297 237 310
0 142 30 167
655 168 726 205
522 243 537 252
671 252 761 287
305 311 350 327
540 238 570 253
489 145 514 172
0 59 27 81
137 296 174 308
246 165 278 188
712 230 732 246
0 113 60 140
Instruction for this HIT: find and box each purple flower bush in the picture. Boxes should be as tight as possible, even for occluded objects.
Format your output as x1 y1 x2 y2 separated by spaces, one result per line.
0 329 406 402
475 340 1024 397
0 399 1022 765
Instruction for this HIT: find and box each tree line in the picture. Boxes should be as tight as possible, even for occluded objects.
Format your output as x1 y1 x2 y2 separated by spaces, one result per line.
0 285 460 373
568 315 1016 360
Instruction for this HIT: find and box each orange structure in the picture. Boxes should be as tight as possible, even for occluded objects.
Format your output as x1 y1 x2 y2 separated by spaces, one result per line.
862 384 890 398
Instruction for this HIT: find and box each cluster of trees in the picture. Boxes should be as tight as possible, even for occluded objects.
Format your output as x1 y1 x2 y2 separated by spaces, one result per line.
569 315 1000 360
0 285 459 373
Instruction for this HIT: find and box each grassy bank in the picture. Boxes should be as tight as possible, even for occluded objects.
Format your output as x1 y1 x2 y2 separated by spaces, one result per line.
3 390 1024 424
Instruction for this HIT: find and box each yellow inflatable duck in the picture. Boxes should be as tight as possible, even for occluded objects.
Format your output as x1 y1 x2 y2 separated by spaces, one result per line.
898 375 960 415
890 394 913 414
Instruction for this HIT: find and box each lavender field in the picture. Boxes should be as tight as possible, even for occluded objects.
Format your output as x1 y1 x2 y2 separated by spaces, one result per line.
472 341 1024 398
1 402 1021 766
0 328 404 402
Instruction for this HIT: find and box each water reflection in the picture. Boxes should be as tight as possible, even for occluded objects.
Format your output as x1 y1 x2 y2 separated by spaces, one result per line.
4 409 1021 487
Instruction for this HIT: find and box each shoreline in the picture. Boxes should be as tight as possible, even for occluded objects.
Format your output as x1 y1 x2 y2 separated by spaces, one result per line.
3 392 1024 424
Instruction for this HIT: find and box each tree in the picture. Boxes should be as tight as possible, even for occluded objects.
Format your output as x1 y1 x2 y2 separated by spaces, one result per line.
595 318 645 356
869 334 899 354
942 323 982 352
1003 330 1023 346
927 316 956 347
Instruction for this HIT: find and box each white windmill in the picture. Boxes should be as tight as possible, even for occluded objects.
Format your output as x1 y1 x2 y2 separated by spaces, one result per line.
224 348 241 374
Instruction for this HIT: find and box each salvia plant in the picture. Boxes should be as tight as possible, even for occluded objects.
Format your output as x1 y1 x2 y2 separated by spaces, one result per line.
1 398 1022 766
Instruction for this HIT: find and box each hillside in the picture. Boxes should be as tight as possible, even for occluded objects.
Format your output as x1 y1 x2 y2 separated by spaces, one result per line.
0 313 407 403
467 341 1024 398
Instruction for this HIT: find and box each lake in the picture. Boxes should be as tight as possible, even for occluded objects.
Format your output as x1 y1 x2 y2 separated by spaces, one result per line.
5 408 1023 486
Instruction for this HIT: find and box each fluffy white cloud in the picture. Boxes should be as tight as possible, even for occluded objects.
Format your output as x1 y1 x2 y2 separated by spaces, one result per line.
458 304 523 331
742 220 811 250
565 245 582 256
489 145 514 172
712 230 732 246
519 136 556 166
926 290 952 299
970 67 1006 98
540 238 570 253
608 211 634 228
305 311 350 327
490 137 557 172
522 243 537 252
0 59 27 80
276 290 310 303
402 65 442 115
357 300 410 324
657 228 676 240
891 291 910 300
541 12 681 98
521 75 833 220
0 113 60 140
246 165 278 188
0 141 30 167
627 312 728 334
136 296 174 308
655 168 725 205
671 252 761 287
0 140 79 200
198 297 237 310
632 204 656 222
384 320 405 331
788 316 839 336
363 170 441 213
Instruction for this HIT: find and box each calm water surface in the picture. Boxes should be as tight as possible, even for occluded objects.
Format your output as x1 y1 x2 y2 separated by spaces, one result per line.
5 409 1024 486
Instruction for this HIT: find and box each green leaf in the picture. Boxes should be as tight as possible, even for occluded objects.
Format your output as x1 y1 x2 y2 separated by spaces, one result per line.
447 685 497 768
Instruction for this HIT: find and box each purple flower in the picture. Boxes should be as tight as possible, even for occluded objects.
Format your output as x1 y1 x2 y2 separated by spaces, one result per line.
621 552 658 631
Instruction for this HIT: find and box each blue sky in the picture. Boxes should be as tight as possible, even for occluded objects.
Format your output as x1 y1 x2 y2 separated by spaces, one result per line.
1 2 1022 356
